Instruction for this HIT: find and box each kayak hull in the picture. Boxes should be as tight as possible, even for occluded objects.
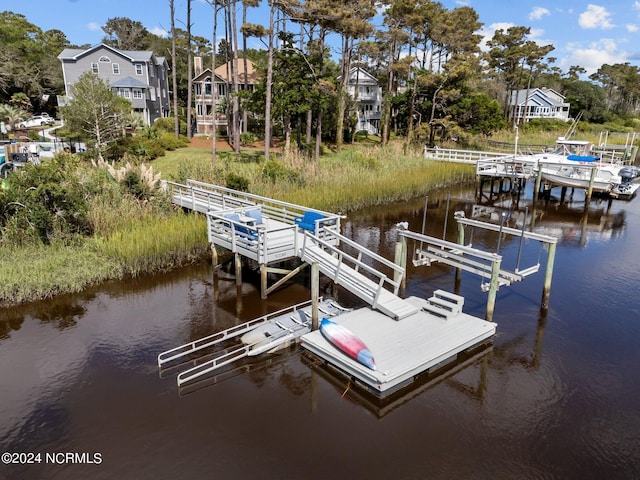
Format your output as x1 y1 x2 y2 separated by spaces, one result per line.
319 318 376 370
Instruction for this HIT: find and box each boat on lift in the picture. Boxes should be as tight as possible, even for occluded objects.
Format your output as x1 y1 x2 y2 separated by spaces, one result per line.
528 137 624 193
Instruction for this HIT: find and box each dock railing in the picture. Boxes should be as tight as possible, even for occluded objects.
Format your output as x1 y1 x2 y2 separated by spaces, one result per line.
424 147 511 164
301 230 404 302
207 207 297 264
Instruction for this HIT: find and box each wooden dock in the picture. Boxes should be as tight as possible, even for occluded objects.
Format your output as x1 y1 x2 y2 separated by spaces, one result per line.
300 293 496 397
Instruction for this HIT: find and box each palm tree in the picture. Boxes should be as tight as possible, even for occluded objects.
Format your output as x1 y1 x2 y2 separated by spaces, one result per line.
0 104 27 132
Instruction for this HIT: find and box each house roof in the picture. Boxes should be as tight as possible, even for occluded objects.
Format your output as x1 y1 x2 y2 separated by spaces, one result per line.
192 68 226 84
58 43 159 64
213 59 260 84
110 76 149 88
511 87 568 107
342 67 379 85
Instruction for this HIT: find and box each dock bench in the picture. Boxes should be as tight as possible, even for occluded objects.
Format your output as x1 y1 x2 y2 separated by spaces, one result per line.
295 211 324 232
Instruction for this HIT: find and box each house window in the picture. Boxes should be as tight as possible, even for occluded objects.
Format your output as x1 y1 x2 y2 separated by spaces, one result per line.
133 89 143 99
112 63 120 75
196 104 203 116
99 56 111 63
135 64 143 75
118 88 130 98
91 63 99 74
204 77 212 95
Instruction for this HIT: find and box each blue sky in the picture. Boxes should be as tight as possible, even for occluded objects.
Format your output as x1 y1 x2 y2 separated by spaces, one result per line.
7 0 640 76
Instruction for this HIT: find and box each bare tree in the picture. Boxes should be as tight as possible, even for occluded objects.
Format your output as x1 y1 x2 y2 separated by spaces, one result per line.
170 0 179 138
186 0 193 139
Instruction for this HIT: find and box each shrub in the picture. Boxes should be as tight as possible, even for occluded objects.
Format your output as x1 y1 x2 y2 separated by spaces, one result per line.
261 159 299 184
240 132 257 147
226 172 249 191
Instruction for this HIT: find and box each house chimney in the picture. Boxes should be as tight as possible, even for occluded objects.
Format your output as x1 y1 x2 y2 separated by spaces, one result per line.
194 56 203 76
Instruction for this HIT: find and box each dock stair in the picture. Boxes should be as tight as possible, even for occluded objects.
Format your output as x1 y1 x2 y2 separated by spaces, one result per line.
299 231 419 320
158 299 348 387
421 290 464 319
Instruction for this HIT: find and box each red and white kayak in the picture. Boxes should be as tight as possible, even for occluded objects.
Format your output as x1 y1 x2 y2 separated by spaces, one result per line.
319 318 376 371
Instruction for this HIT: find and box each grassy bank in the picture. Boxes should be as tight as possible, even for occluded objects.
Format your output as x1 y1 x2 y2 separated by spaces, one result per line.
0 141 474 307
156 142 474 212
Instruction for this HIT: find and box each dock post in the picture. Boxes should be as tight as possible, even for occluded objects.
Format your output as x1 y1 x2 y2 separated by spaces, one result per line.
586 166 597 202
486 256 501 322
311 262 319 331
234 253 242 286
260 264 267 299
455 221 465 286
533 167 543 201
211 243 218 270
394 236 407 289
541 241 557 311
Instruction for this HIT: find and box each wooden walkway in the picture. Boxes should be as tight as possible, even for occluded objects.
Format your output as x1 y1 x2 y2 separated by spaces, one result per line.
168 180 417 319
300 231 419 320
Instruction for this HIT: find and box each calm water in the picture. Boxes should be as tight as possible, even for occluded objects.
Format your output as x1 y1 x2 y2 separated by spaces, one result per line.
1 184 640 480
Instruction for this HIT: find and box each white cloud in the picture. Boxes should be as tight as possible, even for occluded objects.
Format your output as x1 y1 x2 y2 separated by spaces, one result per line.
150 26 168 38
627 24 639 33
562 38 626 75
578 4 614 29
634 1 640 11
529 7 550 21
477 22 515 51
87 22 101 31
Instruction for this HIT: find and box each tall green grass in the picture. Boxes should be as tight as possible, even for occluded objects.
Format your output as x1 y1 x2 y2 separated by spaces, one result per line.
93 212 209 276
0 243 122 307
157 142 475 212
1 140 474 307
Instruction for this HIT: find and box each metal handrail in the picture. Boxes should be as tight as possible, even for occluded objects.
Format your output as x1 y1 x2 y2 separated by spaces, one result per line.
301 231 403 299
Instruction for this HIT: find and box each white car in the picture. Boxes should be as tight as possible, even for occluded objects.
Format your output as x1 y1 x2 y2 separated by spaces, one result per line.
18 115 55 129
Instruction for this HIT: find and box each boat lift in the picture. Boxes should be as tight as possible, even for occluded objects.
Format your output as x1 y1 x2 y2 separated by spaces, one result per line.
395 202 558 320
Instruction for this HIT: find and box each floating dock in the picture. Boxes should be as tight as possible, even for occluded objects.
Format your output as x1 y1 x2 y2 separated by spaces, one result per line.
300 293 497 397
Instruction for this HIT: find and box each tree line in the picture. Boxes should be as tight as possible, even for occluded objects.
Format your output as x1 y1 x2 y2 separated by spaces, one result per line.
2 3 640 160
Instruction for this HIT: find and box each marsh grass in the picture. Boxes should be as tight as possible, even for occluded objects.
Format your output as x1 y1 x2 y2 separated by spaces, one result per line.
0 243 122 307
2 140 473 307
93 213 209 276
158 142 475 211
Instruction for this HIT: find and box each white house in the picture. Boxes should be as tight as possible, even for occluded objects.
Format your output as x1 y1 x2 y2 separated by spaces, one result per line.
344 67 382 135
510 87 571 123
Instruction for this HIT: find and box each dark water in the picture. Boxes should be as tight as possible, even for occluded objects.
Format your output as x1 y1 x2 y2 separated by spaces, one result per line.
2 184 640 480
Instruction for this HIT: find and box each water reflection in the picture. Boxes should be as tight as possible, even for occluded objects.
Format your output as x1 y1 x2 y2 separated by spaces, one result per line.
1 185 640 478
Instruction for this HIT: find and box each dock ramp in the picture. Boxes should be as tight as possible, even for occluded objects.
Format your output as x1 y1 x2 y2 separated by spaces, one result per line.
158 299 348 387
299 231 419 320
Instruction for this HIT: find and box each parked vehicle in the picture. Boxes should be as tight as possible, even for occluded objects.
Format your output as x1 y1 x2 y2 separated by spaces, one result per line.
18 115 55 129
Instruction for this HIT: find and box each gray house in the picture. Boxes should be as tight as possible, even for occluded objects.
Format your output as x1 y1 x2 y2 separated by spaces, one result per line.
58 43 170 125
509 87 570 123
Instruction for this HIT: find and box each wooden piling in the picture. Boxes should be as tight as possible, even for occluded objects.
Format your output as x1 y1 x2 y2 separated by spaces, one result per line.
393 236 408 289
260 264 267 299
541 241 557 311
234 253 242 286
586 166 597 201
534 167 543 201
485 255 501 322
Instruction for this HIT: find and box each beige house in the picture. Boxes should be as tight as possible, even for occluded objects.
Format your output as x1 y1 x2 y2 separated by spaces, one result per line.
192 57 259 135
